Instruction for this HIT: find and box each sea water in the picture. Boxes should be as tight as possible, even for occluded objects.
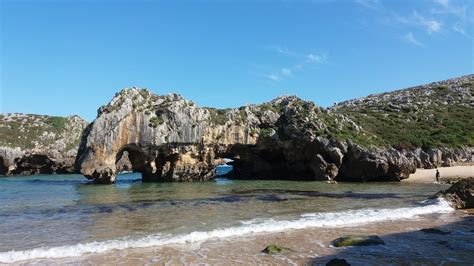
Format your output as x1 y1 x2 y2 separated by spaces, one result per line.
0 170 468 264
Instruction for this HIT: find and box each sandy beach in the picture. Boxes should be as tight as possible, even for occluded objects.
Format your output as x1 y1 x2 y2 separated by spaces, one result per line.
35 210 474 265
406 165 473 183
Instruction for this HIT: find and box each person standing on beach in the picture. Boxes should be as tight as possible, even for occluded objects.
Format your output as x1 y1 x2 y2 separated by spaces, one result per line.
435 168 440 183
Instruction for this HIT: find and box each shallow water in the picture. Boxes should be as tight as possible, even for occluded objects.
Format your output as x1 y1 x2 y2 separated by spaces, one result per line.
0 170 469 264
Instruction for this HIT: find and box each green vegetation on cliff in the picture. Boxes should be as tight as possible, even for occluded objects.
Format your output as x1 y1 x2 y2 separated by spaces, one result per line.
330 80 474 148
0 114 87 151
148 116 164 128
206 108 230 125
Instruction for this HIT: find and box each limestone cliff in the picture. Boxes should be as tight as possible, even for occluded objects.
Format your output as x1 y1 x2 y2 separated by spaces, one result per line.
0 114 88 175
76 75 473 184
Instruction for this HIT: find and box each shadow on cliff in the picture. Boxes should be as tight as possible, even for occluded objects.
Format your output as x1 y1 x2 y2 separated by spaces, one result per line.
74 122 93 173
309 214 474 265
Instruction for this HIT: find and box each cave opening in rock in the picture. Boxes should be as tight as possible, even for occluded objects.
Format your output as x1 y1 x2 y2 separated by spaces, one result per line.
12 155 54 175
115 144 147 175
0 156 7 175
216 158 233 177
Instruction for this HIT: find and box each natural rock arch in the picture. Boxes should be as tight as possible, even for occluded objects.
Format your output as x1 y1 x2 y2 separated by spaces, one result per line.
112 143 224 183
115 145 147 174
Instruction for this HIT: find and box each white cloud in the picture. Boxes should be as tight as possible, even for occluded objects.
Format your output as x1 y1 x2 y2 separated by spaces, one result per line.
430 0 471 40
452 23 472 38
357 0 471 44
431 1 469 21
355 0 380 10
413 11 442 33
263 49 326 82
306 53 325 63
433 0 449 7
264 74 280 82
281 68 292 76
404 32 424 46
270 46 301 57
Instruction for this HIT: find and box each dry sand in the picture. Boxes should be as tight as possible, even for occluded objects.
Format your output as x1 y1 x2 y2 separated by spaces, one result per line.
406 165 473 183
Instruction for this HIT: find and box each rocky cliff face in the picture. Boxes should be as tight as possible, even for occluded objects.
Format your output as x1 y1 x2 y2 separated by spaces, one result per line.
76 75 473 184
0 114 88 175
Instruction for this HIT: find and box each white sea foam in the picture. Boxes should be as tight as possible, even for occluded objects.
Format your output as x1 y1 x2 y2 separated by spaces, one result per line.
0 198 453 263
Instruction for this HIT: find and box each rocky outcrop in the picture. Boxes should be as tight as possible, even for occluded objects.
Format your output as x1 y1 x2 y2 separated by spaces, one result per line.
337 144 417 181
435 178 474 209
76 89 389 183
76 75 473 184
409 147 473 168
75 89 260 183
0 114 88 175
227 138 418 182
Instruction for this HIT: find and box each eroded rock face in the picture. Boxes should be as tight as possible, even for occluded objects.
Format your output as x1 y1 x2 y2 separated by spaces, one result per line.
76 89 261 183
338 144 417 181
0 114 88 176
76 89 349 183
76 75 473 184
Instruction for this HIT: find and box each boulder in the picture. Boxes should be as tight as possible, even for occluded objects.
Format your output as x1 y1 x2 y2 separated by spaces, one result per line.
261 244 292 254
331 235 385 247
435 178 474 209
326 258 351 266
420 228 450 235
337 144 416 181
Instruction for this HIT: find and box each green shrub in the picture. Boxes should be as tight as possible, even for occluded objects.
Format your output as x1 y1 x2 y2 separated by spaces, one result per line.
259 128 273 138
139 89 149 98
47 116 67 131
206 108 229 125
149 116 164 128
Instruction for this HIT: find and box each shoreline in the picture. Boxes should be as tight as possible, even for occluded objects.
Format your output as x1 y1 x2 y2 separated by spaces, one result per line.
405 165 474 183
30 209 473 265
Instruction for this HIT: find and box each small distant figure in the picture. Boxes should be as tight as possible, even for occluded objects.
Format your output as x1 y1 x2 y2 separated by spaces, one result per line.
435 168 440 183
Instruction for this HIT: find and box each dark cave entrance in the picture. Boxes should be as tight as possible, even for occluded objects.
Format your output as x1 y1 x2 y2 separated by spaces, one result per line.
115 144 147 174
0 156 8 175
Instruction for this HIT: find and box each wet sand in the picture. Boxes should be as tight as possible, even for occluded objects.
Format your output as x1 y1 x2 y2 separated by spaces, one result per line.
34 211 474 265
406 165 473 183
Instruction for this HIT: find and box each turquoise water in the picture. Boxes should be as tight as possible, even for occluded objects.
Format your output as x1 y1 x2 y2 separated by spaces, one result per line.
0 171 455 263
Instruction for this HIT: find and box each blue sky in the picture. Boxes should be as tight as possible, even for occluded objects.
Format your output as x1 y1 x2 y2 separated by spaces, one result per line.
1 0 472 121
